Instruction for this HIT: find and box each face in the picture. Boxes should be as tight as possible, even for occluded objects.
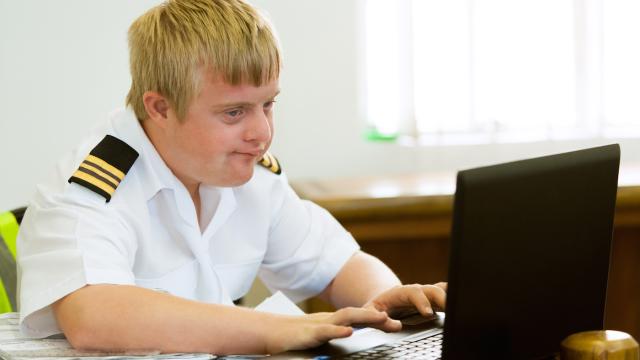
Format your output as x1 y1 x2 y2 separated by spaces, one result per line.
151 70 279 189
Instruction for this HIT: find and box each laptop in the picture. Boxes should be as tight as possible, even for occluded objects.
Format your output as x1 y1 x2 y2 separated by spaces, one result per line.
271 144 621 360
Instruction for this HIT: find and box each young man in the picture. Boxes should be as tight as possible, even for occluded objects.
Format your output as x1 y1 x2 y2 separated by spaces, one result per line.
17 0 446 355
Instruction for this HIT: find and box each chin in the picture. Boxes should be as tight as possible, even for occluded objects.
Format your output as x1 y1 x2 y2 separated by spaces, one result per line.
223 169 255 187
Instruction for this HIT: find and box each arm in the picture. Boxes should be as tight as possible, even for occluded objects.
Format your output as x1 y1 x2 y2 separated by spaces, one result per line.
318 251 401 308
53 284 396 355
319 251 447 317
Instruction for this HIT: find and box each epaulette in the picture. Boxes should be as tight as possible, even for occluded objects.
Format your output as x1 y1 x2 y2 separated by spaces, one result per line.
68 135 139 202
258 152 282 175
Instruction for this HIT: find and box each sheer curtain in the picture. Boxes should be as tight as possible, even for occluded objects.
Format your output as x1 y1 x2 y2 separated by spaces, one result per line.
364 0 640 145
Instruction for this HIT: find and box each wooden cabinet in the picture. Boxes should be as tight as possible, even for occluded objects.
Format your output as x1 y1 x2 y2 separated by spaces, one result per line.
292 173 640 340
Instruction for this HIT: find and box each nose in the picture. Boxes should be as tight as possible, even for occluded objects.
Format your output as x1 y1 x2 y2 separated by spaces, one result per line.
244 109 272 144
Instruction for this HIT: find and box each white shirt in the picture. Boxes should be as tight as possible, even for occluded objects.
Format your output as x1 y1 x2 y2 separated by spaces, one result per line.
17 108 359 338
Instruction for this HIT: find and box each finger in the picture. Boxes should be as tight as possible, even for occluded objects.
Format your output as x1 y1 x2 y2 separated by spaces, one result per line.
331 307 388 326
435 282 448 292
336 307 402 332
366 317 403 333
422 284 447 311
315 324 353 342
405 286 433 316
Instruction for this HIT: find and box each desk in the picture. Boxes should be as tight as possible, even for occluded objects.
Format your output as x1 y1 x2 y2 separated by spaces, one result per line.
291 170 640 340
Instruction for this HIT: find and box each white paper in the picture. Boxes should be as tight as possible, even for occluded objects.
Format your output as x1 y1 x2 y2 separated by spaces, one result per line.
253 291 305 316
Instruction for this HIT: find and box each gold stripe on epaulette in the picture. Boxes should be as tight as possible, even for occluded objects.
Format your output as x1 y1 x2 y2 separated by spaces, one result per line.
260 155 272 168
86 154 125 181
258 152 281 175
71 170 117 196
266 153 280 173
80 162 121 187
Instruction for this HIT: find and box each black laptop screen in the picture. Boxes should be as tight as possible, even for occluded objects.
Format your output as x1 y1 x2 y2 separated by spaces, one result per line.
443 144 620 360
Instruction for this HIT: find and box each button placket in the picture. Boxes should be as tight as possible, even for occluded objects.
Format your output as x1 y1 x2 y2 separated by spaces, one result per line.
184 187 238 305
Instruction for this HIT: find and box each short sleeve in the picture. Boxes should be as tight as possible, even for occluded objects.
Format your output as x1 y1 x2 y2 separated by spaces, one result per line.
258 182 359 303
17 185 137 338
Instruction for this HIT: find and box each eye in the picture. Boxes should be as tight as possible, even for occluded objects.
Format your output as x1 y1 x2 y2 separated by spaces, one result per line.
264 100 276 110
225 108 244 118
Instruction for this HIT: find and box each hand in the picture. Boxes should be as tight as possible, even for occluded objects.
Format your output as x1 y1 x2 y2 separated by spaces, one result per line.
266 307 402 353
363 282 447 319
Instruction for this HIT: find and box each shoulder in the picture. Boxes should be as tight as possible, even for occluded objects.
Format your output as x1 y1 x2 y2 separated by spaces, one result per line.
34 109 146 207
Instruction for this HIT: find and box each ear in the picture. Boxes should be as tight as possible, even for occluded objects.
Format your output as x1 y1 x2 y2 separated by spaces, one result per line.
142 91 171 128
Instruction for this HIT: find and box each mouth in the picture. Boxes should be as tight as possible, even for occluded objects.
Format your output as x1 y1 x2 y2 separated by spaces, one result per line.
234 150 264 158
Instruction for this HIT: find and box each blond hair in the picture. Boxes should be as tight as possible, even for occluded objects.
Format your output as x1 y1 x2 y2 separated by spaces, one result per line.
126 0 281 121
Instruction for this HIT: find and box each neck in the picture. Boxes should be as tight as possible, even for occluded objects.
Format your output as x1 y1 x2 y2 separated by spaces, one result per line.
141 118 202 220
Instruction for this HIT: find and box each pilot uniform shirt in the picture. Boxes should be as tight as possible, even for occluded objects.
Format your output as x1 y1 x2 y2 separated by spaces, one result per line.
17 108 360 338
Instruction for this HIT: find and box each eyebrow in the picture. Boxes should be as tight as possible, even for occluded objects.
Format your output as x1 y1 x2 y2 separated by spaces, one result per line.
213 89 281 110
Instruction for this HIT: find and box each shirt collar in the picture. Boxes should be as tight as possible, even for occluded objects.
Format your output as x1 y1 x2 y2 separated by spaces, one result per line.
108 108 238 232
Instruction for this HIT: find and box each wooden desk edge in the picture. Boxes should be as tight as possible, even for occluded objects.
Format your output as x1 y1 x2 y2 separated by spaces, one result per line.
292 184 640 227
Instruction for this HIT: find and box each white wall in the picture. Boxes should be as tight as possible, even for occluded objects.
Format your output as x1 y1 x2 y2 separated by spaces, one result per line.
0 0 162 210
1 0 639 210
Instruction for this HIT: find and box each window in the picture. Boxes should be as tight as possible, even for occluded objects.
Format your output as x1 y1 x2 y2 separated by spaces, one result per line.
364 0 640 145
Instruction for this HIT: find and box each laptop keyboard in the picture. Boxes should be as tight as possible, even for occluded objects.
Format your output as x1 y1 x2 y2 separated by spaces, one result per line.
338 332 443 359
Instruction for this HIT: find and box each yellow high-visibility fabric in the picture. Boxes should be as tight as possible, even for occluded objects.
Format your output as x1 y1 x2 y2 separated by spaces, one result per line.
0 211 19 312
0 278 12 313
0 211 18 259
